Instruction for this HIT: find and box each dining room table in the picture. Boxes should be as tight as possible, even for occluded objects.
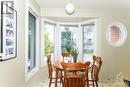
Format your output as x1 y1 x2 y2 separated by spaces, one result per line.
53 60 91 87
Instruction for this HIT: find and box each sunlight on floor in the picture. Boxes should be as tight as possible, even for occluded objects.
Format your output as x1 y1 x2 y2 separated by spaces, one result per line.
40 79 126 87
32 65 127 87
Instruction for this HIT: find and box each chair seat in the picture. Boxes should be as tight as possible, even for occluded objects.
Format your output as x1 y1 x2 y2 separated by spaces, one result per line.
88 72 98 81
50 71 62 79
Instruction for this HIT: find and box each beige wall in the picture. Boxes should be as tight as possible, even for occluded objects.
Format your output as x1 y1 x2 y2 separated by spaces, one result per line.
0 0 25 87
0 1 129 87
41 8 130 82
25 0 43 87
0 0 43 87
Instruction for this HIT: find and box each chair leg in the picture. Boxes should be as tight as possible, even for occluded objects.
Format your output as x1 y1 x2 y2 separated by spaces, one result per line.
60 77 62 84
95 81 98 87
61 77 64 87
86 80 89 87
92 81 95 87
49 78 52 87
64 78 66 87
60 71 63 84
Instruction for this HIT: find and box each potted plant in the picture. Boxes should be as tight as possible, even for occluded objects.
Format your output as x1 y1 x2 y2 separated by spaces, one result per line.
64 44 73 54
71 48 79 63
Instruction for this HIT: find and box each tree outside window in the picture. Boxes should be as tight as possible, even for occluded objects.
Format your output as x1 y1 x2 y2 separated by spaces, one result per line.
44 28 53 56
61 27 76 53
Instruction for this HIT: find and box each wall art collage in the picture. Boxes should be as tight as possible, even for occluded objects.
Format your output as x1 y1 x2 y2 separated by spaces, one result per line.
0 1 17 61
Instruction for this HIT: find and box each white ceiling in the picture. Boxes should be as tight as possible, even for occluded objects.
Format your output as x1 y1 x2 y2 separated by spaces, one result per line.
36 0 130 9
45 17 95 22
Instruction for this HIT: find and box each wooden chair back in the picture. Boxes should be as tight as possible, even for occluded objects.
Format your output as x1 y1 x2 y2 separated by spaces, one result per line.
92 55 97 64
46 55 53 78
46 55 63 87
61 52 71 61
91 56 102 81
61 62 90 87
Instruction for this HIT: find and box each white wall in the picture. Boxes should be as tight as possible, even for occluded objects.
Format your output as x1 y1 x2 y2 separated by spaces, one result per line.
0 0 25 87
25 0 41 81
41 8 130 82
0 0 42 87
25 0 43 87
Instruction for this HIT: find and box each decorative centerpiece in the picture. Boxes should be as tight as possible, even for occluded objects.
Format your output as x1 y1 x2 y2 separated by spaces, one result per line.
64 44 73 54
71 48 79 63
63 44 79 63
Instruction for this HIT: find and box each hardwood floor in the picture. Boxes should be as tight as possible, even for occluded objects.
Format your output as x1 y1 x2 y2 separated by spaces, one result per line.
25 66 126 87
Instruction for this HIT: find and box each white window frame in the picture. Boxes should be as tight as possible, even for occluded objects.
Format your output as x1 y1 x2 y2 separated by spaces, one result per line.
40 18 100 65
58 22 80 60
80 19 98 61
40 18 56 66
25 6 40 82
44 19 56 61
106 22 127 47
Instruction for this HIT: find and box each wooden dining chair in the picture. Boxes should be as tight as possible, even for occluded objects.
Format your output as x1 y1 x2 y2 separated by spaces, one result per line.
46 55 63 87
92 55 97 65
61 52 71 62
61 62 90 87
88 56 102 87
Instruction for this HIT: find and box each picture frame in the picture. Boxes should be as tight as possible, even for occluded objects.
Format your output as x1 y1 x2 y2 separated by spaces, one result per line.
0 1 17 61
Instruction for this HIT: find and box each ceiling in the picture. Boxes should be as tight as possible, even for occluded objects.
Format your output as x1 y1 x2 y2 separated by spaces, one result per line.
35 0 130 9
45 17 95 22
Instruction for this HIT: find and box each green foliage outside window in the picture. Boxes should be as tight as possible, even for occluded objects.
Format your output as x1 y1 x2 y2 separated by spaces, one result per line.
44 28 53 56
61 27 76 53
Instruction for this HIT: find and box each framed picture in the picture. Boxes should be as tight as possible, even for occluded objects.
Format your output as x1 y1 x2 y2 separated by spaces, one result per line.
0 1 17 60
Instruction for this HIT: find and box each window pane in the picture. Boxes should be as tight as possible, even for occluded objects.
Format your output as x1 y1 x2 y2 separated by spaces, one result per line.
28 12 36 71
110 26 121 44
44 23 55 60
61 25 77 53
107 22 127 47
83 24 95 61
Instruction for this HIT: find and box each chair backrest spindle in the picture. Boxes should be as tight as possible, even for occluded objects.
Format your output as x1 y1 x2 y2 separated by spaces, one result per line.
91 56 102 81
